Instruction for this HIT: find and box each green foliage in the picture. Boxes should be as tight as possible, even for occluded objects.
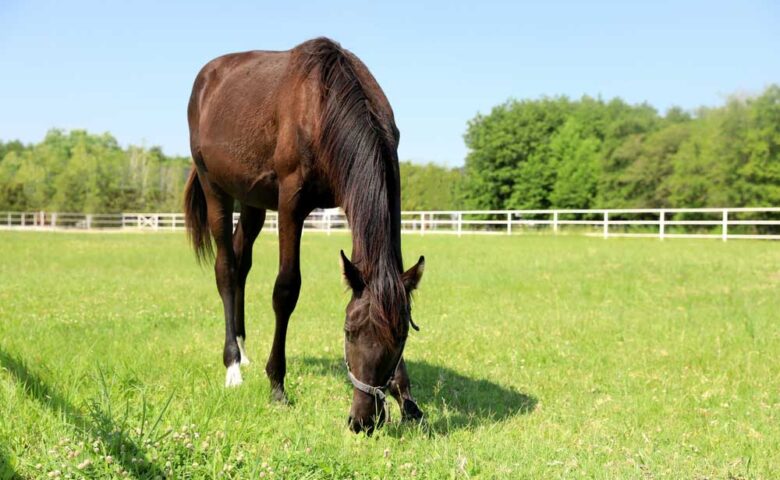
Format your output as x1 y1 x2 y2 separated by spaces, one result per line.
739 85 780 206
548 119 600 209
0 129 189 212
464 85 780 209
398 161 464 210
463 97 571 209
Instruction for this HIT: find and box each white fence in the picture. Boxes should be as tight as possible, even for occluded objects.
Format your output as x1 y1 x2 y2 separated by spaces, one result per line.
2 208 779 240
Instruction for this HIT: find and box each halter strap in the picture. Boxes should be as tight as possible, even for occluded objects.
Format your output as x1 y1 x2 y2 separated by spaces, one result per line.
344 338 406 404
347 370 388 401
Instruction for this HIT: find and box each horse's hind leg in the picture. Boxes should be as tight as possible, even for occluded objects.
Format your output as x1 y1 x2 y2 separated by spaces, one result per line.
389 358 424 421
202 187 243 386
233 205 266 365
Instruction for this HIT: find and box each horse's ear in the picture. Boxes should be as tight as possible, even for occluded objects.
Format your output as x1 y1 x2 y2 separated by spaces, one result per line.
402 256 425 292
340 250 365 293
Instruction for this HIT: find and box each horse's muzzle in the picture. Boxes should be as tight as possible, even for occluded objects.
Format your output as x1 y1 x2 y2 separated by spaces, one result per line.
347 408 386 435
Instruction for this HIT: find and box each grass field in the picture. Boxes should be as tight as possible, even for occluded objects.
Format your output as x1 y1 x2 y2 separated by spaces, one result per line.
0 231 778 479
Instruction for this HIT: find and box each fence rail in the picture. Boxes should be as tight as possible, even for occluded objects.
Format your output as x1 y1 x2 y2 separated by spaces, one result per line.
2 208 779 240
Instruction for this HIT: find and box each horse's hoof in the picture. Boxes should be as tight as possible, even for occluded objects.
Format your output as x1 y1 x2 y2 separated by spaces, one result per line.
225 363 243 387
271 387 288 404
401 399 424 422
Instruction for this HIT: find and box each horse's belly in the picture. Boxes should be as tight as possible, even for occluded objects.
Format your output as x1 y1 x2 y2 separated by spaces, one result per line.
198 147 280 210
243 170 280 209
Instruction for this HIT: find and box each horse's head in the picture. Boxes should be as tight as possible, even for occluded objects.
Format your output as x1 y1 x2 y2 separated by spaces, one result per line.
339 250 424 434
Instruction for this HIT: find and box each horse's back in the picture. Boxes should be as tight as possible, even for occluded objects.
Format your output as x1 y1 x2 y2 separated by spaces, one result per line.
188 50 293 208
189 49 289 154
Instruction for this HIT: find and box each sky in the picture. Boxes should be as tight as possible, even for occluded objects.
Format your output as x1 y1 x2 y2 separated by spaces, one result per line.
1 1 778 166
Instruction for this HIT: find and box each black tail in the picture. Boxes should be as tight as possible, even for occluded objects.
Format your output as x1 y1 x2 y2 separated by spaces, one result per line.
183 167 213 263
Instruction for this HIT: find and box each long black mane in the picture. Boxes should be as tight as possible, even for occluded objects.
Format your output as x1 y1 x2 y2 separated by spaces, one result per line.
297 38 407 343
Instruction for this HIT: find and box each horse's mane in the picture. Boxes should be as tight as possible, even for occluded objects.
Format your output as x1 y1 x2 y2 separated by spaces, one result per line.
295 37 407 344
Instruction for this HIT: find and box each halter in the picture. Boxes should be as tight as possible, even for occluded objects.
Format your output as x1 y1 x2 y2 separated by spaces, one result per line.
344 338 406 420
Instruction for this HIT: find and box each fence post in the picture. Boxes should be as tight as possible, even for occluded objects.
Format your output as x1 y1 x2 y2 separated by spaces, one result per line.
52 213 57 228
7 212 10 226
86 214 92 230
457 212 462 237
603 211 609 239
21 213 25 227
553 211 559 234
507 212 512 235
659 210 665 240
722 210 728 242
421 212 425 235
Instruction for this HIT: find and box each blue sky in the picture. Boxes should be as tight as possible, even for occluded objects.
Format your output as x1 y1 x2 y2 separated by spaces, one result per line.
1 0 778 166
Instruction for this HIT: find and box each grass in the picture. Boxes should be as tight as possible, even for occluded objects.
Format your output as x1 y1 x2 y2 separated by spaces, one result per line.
0 230 778 479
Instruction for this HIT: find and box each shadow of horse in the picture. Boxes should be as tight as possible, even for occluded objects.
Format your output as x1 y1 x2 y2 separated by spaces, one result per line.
300 357 537 433
0 348 165 479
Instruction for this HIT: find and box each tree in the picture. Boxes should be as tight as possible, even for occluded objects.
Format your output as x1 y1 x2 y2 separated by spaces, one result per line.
463 97 571 209
617 123 691 208
399 161 464 211
739 85 780 206
548 119 600 209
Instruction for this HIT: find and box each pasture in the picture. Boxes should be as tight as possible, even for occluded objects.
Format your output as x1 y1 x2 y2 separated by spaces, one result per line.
0 231 778 479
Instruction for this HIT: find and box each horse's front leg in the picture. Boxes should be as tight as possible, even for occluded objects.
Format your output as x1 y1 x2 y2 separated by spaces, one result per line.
265 190 305 403
389 358 424 421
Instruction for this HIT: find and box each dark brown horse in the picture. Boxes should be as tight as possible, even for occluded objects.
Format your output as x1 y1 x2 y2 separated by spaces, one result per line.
184 38 425 433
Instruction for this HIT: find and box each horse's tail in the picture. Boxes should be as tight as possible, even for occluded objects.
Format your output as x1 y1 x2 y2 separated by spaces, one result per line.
183 166 213 263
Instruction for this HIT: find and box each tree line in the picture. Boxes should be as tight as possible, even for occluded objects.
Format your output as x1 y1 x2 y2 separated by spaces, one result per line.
392 85 780 212
0 129 190 213
1 85 777 213
461 85 780 210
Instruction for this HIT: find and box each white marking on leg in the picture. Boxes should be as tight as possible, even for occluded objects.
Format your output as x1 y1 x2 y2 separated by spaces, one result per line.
237 336 251 365
225 362 243 387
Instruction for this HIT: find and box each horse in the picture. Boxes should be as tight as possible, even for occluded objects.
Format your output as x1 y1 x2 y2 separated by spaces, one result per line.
184 37 426 433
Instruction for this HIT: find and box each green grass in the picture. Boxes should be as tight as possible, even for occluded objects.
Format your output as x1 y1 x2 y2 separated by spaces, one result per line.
1 231 778 479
